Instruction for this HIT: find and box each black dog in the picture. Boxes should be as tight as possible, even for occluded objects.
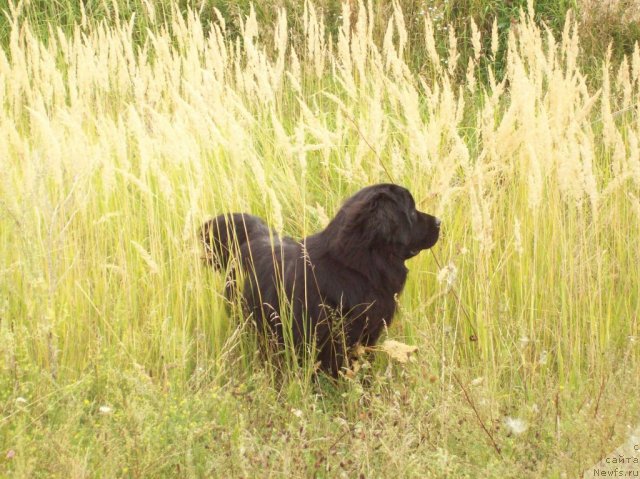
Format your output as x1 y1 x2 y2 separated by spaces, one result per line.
200 184 440 376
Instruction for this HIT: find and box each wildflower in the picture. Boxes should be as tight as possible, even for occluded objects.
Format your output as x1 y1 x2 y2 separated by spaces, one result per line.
437 262 458 291
538 350 549 365
470 377 484 387
99 405 113 415
504 417 528 435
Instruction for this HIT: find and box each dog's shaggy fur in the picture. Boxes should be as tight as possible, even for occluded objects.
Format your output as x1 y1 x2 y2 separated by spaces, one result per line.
200 184 440 376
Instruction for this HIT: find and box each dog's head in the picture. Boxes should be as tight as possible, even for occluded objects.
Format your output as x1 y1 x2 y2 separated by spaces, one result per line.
332 184 440 260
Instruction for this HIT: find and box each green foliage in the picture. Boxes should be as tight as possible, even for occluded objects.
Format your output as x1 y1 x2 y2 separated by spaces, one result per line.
578 0 640 71
1 0 637 84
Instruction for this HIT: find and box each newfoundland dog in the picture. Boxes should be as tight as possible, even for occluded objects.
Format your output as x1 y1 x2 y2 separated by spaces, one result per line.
200 184 440 376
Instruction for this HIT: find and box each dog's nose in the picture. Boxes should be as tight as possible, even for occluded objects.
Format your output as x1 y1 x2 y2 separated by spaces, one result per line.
434 217 441 228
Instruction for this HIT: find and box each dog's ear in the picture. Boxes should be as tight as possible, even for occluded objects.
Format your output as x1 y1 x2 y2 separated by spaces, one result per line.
367 190 411 246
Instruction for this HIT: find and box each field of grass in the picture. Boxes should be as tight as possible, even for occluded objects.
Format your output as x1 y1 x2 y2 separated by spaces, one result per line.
1 1 639 477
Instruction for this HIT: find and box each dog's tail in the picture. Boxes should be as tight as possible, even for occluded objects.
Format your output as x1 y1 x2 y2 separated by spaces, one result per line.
199 213 270 270
200 213 271 302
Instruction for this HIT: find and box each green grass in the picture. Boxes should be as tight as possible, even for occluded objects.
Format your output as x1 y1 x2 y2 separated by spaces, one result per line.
1 1 639 477
2 0 637 83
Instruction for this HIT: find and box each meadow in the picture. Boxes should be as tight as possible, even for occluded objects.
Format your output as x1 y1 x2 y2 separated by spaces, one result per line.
0 0 639 477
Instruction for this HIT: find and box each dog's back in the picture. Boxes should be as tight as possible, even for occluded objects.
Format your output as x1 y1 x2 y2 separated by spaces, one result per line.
200 213 315 356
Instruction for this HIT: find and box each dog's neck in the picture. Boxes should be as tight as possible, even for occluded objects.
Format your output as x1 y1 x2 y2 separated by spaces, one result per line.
325 239 408 296
366 245 409 294
305 217 408 296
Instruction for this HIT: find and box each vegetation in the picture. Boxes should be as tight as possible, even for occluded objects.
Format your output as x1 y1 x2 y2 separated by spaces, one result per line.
0 0 639 477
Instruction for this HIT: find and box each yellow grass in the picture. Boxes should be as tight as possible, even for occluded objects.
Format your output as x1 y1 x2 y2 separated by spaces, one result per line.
0 1 638 477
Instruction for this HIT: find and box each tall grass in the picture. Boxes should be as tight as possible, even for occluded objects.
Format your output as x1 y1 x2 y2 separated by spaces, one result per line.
0 1 639 476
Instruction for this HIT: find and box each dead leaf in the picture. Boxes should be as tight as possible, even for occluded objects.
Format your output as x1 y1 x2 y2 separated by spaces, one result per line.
379 340 418 363
342 360 361 379
351 343 367 357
